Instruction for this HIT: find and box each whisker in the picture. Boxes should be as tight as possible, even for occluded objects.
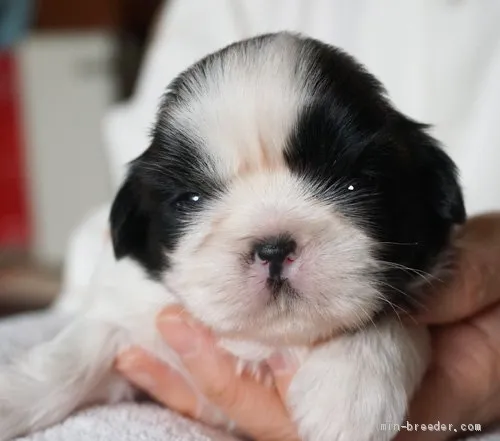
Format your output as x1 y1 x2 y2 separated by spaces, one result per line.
376 241 420 247
376 281 426 310
357 307 383 340
375 295 408 326
377 261 440 285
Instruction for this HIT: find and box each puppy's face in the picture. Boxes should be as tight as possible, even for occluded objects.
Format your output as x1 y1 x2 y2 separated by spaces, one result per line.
111 33 465 345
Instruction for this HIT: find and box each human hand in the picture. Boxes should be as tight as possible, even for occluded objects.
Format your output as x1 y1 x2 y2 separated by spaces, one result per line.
116 306 300 441
397 213 500 440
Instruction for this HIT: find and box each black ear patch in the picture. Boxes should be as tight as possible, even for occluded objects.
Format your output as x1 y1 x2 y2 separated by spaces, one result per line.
421 142 466 226
109 171 165 277
402 119 466 227
110 175 146 259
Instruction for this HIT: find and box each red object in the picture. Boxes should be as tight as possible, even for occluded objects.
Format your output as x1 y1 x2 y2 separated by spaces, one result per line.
0 51 31 248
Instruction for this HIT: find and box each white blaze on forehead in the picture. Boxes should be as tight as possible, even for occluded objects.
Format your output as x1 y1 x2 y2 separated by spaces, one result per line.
169 34 313 177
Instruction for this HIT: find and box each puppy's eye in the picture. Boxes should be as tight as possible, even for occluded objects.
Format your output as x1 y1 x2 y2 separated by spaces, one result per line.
347 184 355 191
173 192 202 209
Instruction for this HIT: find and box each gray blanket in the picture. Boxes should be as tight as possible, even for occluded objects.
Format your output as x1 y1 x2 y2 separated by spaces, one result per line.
0 311 496 440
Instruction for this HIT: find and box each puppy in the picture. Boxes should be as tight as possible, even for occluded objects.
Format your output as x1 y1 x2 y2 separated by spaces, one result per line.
0 32 465 441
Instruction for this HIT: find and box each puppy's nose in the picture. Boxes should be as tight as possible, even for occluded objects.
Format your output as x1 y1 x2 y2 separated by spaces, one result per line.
255 239 296 263
253 237 297 280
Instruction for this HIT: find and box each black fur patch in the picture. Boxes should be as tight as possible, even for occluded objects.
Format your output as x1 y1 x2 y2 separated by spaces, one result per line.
110 126 224 278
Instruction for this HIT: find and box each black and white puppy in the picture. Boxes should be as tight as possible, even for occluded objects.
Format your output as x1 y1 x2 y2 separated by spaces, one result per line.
0 32 465 441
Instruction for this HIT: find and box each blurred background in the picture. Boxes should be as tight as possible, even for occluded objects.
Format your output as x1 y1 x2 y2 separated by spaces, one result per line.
0 0 162 315
1 1 500 318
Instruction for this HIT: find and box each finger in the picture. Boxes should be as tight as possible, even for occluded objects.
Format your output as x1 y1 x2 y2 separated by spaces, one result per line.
116 347 199 419
157 307 299 441
415 214 500 324
463 302 500 424
394 368 463 441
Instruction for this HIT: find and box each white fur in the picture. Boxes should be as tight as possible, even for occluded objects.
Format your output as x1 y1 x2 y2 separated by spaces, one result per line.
168 33 312 180
0 33 431 441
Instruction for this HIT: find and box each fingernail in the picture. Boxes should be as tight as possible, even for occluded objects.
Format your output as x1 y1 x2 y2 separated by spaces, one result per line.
116 349 144 371
128 371 157 390
126 371 157 390
158 315 201 359
267 352 297 376
116 351 157 389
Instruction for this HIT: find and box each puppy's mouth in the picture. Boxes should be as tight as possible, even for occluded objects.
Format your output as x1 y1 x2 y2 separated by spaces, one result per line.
265 278 300 301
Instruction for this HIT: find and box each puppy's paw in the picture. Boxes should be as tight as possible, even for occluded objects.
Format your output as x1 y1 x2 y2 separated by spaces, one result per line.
288 320 429 441
290 364 406 441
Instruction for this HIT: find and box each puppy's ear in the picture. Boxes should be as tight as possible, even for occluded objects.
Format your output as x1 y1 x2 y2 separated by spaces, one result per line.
109 173 151 260
109 166 166 276
424 145 466 225
399 118 466 226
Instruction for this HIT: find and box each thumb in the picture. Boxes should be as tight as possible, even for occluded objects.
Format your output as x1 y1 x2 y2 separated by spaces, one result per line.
414 214 500 325
395 320 496 441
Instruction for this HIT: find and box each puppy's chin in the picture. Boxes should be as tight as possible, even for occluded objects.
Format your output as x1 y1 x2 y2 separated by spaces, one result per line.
164 278 380 346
